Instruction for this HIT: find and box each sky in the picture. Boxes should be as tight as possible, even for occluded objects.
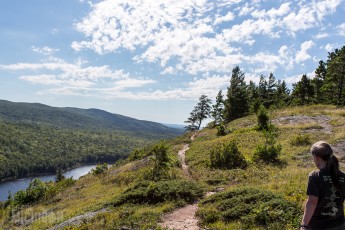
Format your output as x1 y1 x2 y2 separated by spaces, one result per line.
0 0 344 125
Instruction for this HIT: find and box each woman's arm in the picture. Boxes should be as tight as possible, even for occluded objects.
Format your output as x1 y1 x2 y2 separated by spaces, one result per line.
300 195 318 229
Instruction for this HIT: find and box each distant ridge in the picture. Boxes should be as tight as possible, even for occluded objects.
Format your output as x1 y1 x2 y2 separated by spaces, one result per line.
0 99 183 136
162 123 185 130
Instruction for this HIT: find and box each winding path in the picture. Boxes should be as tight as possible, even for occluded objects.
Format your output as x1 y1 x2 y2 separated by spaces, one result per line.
159 134 202 230
178 144 191 178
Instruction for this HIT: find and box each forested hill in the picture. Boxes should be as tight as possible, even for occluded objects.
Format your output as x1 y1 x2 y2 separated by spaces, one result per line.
0 99 183 180
0 100 183 135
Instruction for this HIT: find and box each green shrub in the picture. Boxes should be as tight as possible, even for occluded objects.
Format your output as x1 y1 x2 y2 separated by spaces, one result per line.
151 141 173 180
44 177 76 201
290 134 311 146
197 187 301 229
216 124 226 136
112 180 204 206
91 163 108 175
128 148 147 161
252 143 282 163
210 141 247 169
13 178 48 205
257 105 270 130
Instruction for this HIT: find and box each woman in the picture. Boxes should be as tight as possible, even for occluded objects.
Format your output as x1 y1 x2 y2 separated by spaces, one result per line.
300 141 345 230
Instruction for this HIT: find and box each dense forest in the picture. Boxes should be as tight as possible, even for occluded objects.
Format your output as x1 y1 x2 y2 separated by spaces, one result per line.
0 100 182 135
186 44 345 130
0 102 182 180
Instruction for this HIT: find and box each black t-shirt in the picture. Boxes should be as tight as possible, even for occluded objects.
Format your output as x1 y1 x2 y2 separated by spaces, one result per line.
307 168 345 229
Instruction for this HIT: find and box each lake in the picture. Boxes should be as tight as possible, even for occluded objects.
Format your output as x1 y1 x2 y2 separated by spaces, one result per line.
0 165 96 201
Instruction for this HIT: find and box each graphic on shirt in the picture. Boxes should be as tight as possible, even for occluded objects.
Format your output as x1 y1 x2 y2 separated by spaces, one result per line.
321 176 340 217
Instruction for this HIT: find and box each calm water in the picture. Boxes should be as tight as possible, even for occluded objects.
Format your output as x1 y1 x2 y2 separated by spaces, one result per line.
0 165 96 201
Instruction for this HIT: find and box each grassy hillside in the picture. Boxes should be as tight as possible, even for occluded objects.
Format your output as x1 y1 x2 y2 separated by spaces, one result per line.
0 105 344 229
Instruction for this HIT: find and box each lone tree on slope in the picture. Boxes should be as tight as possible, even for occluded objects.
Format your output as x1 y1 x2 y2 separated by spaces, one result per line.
185 94 212 131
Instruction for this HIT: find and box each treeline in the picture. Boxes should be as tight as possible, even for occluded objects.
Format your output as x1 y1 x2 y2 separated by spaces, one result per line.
186 45 345 130
0 121 159 180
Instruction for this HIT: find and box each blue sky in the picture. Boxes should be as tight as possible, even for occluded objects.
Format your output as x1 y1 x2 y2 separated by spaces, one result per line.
0 0 344 125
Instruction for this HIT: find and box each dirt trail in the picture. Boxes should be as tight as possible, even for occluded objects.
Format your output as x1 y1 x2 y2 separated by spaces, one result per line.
159 134 202 230
178 144 191 178
158 204 200 230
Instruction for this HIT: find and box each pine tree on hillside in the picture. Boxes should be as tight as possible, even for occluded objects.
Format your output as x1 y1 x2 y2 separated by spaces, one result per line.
258 75 268 107
224 66 249 122
184 110 198 131
291 74 314 105
267 73 277 107
313 60 327 104
185 95 212 131
275 80 290 107
247 80 260 113
324 47 345 106
212 90 224 126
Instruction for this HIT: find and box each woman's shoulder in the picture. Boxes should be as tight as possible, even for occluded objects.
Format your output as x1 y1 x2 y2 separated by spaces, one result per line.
308 170 321 177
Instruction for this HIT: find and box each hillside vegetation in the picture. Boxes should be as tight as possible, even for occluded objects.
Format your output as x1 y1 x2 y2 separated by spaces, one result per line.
0 100 182 180
1 105 344 229
0 100 182 134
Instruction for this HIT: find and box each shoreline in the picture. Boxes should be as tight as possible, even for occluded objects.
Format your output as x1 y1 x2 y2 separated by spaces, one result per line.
0 162 113 183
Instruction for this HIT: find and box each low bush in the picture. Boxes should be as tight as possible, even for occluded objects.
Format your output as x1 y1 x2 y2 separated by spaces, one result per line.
197 187 301 229
112 180 204 206
252 143 282 163
216 124 226 136
257 105 270 131
11 177 75 206
290 134 311 146
91 163 108 175
210 141 247 170
13 178 48 205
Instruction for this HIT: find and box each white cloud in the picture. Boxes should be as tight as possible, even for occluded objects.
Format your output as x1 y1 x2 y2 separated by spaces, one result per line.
237 3 254 16
0 57 157 97
251 2 290 19
338 23 345 36
282 0 341 34
31 46 59 55
101 74 230 100
283 72 315 85
214 12 235 25
71 0 342 77
109 78 156 91
295 41 315 63
20 75 95 87
161 66 175 75
324 43 339 52
314 32 329 39
278 45 294 69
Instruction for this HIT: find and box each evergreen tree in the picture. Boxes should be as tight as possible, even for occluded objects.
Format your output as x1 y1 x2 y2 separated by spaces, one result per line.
324 47 345 106
275 80 290 107
257 105 270 131
247 80 260 113
267 73 277 107
184 109 199 132
291 74 314 105
212 90 224 126
55 169 65 182
185 95 212 131
258 75 268 106
224 66 249 122
313 60 327 103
